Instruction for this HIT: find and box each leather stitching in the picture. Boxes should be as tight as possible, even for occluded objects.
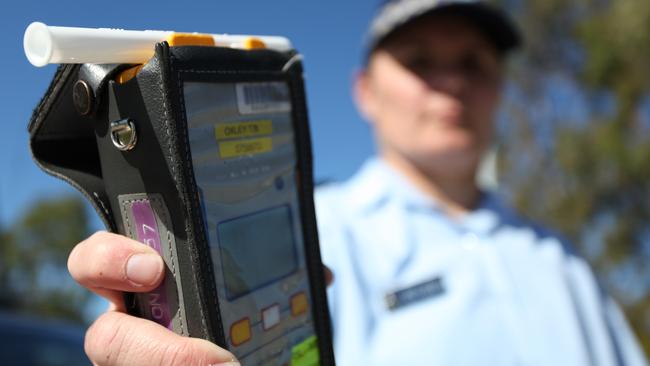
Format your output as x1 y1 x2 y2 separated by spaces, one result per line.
172 57 215 336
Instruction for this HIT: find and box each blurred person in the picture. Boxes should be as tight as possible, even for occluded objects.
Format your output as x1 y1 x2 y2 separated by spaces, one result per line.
66 0 648 365
316 1 646 364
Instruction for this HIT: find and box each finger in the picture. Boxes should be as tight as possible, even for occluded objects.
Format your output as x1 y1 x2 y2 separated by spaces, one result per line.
68 231 165 294
324 265 334 287
85 311 239 366
94 288 128 313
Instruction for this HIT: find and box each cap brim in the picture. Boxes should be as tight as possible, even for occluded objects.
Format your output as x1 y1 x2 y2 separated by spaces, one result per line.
367 2 521 56
441 3 522 52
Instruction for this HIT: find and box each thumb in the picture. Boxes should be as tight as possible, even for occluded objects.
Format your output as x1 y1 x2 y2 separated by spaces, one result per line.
85 311 239 366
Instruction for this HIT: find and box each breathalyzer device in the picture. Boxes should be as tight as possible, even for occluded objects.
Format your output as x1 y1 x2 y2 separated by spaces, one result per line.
25 22 334 366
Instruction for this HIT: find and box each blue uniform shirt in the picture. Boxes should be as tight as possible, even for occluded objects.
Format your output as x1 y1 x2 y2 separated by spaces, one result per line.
315 158 646 366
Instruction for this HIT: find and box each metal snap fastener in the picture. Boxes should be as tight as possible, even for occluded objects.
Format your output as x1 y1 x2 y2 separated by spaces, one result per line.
73 80 94 116
110 118 137 151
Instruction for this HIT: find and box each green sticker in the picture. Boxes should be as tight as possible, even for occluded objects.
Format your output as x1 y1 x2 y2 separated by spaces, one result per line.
291 335 320 366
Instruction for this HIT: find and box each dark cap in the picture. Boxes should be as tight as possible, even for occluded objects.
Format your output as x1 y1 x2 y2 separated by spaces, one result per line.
366 0 522 56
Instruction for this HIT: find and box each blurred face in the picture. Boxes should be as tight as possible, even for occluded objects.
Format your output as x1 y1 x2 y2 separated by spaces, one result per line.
356 15 504 174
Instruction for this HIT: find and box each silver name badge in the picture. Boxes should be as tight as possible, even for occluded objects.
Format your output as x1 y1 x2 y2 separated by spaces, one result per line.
385 276 445 311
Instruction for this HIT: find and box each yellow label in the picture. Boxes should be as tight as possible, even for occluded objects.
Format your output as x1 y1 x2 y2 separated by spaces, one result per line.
215 120 273 140
219 137 273 158
291 336 320 366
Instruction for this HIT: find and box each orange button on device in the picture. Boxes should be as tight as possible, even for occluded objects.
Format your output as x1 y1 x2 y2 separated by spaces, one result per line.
230 318 251 346
243 37 266 50
167 33 216 47
290 292 308 316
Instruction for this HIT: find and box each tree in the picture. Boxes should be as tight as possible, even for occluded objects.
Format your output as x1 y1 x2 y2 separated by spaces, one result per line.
495 0 650 353
0 196 93 324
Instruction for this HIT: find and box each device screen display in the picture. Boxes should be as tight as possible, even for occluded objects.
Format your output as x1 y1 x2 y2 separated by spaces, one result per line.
218 205 298 300
184 80 319 365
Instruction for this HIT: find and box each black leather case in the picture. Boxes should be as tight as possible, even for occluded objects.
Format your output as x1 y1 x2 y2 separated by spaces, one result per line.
28 42 335 365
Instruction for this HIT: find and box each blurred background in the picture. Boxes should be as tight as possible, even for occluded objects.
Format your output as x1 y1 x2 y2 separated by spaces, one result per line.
0 0 648 363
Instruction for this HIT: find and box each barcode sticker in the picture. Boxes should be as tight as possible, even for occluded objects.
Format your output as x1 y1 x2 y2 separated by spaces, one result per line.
236 82 291 115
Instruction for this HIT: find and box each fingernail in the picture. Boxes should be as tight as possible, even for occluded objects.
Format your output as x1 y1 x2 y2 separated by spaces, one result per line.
196 340 239 365
126 253 163 286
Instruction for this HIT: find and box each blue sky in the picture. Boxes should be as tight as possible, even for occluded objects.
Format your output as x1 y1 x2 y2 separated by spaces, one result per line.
0 0 378 228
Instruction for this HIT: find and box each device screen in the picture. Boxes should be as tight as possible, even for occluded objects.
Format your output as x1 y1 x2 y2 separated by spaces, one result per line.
219 205 298 300
184 80 319 365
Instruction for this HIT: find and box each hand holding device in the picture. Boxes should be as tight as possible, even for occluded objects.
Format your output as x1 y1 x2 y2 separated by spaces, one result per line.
68 232 239 366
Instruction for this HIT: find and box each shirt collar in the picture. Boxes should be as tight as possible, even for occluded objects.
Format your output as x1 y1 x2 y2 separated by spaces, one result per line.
344 157 435 213
460 193 503 235
346 157 506 235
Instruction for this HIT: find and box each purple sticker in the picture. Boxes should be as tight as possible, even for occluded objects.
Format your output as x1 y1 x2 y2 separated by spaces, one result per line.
132 201 172 330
